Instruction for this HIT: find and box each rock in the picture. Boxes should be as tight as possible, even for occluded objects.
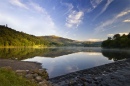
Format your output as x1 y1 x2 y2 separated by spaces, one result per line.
16 70 28 73
38 79 51 86
80 77 87 81
33 73 38 78
39 69 45 73
86 79 92 84
31 79 36 82
36 76 42 82
39 82 48 86
83 82 88 86
25 74 33 79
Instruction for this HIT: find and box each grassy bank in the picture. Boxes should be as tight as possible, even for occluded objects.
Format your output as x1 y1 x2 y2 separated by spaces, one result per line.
0 67 37 86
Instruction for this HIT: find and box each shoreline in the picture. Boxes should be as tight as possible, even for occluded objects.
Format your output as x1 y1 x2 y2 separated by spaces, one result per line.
49 59 130 86
0 59 42 70
0 58 130 86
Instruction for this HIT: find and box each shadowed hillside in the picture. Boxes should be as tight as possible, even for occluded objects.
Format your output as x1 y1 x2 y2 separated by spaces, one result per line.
0 25 101 47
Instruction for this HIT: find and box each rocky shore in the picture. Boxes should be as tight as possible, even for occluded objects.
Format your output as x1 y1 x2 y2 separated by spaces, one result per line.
0 59 41 70
1 59 130 86
49 59 130 86
0 59 52 86
15 69 52 86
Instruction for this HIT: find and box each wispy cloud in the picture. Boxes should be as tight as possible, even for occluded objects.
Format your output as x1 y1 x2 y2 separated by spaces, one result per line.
94 0 113 20
123 19 130 22
29 2 45 13
10 0 28 9
66 11 84 28
60 2 74 16
0 0 58 36
116 10 130 18
90 0 102 8
95 10 130 33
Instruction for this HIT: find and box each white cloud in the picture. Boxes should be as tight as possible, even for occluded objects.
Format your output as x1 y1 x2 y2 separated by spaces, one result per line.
107 34 114 37
87 39 102 42
116 10 130 18
107 32 128 37
123 19 130 22
119 32 128 35
29 2 45 13
95 10 130 33
60 2 74 16
94 0 113 20
66 11 84 28
0 1 58 36
90 0 102 8
95 19 115 32
10 0 28 9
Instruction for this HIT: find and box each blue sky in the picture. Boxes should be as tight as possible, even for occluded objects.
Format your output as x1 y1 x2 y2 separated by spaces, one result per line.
0 0 130 41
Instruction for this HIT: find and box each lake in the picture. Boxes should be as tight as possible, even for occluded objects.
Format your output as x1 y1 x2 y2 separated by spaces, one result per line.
0 47 130 78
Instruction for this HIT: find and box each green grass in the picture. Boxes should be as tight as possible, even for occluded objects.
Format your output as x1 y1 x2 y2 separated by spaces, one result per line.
0 67 37 86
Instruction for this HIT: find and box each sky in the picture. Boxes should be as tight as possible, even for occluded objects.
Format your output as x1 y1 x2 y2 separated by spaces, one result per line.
0 0 130 41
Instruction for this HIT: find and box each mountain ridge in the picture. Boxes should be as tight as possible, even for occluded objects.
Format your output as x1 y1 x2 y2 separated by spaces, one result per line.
0 25 101 47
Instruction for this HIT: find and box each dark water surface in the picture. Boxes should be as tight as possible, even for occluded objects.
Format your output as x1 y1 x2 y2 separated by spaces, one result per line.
0 47 130 78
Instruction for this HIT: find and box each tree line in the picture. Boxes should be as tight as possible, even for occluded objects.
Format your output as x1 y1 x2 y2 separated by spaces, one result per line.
102 33 130 48
0 25 51 47
0 25 102 47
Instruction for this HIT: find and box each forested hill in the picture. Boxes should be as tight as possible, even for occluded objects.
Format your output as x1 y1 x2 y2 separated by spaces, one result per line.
0 25 50 47
0 25 102 47
102 33 130 48
0 25 82 47
38 36 81 46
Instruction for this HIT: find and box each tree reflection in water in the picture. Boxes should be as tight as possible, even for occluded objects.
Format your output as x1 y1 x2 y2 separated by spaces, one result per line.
0 48 130 61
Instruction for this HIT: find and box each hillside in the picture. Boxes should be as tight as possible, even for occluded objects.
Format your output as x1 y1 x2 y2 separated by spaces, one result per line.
0 25 82 47
38 36 83 46
83 41 102 47
0 25 50 47
0 25 101 47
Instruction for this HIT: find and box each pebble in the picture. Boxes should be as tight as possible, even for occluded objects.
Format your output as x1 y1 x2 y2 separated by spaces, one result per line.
15 69 51 86
36 76 42 82
25 74 33 79
49 59 130 86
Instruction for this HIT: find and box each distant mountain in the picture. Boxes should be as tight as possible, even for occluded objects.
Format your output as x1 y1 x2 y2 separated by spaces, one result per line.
83 41 102 47
0 25 101 47
38 36 83 46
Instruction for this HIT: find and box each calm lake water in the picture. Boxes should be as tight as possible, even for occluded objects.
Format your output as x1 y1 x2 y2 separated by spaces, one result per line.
0 47 130 78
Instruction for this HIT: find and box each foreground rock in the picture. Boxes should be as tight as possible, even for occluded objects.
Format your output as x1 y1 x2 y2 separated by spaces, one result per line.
49 59 130 86
16 69 52 86
0 59 52 86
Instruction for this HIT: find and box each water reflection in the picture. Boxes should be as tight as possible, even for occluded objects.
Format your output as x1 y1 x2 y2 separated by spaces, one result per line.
24 52 113 78
0 48 130 78
0 47 101 60
102 49 130 61
0 48 129 61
